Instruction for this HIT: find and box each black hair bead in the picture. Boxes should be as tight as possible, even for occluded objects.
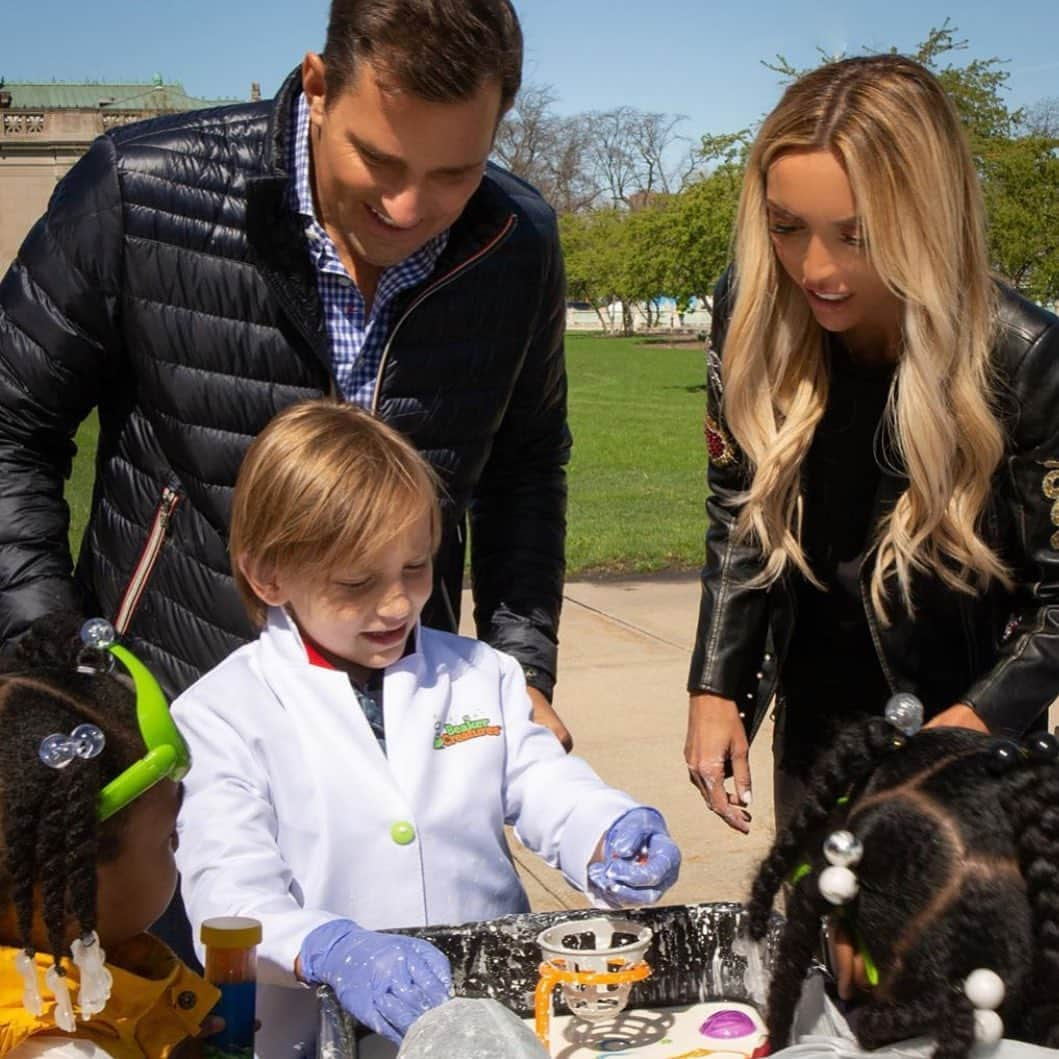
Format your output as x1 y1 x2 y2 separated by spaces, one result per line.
1023 732 1059 764
988 739 1022 774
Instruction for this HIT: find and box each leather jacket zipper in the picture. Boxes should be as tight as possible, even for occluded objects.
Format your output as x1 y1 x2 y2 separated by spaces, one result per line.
370 214 517 414
113 485 182 635
859 557 899 692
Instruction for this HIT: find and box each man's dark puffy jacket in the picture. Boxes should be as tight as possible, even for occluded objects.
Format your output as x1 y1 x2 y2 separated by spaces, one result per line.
689 271 1059 741
0 70 570 698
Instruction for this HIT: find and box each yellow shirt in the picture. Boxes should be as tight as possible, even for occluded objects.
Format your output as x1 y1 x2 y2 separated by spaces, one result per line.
0 936 220 1058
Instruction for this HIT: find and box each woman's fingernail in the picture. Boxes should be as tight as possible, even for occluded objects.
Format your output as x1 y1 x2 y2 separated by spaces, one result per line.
741 790 753 807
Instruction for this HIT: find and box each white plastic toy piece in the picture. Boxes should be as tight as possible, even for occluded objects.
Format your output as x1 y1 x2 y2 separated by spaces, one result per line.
45 965 76 1032
536 917 652 1022
72 932 113 1018
15 950 43 1017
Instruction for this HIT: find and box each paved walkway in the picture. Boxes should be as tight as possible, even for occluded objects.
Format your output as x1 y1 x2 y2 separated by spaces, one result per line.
462 573 777 912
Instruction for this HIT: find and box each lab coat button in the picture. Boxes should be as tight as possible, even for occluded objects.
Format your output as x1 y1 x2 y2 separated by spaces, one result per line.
390 821 416 845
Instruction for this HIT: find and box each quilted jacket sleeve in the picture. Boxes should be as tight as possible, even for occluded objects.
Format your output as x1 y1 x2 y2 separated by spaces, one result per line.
964 314 1059 735
0 134 125 645
687 271 770 698
469 210 571 700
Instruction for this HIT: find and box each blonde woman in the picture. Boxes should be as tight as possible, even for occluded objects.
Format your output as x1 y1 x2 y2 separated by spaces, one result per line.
684 54 1059 831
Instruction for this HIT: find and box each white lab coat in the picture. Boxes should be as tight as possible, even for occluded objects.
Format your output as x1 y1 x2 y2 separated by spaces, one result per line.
173 607 637 1059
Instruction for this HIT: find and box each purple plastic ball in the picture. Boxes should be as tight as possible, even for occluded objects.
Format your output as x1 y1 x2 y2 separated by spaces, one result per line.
699 1010 757 1039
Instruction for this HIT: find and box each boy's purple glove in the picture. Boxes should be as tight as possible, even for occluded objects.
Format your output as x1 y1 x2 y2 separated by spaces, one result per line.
298 919 452 1044
587 807 681 907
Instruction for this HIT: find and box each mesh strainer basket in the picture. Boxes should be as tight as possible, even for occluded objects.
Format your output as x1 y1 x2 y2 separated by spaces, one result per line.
536 917 652 1023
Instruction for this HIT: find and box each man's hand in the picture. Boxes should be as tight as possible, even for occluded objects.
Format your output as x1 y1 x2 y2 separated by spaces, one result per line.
685 692 752 833
528 686 573 752
923 702 990 733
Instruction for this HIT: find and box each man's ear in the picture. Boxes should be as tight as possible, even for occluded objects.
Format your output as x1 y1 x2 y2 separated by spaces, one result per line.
301 52 328 126
238 554 287 608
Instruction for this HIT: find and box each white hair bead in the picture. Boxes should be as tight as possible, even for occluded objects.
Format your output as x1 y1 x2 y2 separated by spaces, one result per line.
973 1009 1004 1046
818 865 859 906
965 968 1005 1011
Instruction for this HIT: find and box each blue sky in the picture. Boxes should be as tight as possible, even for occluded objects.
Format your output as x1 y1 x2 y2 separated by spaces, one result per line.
2 0 1056 142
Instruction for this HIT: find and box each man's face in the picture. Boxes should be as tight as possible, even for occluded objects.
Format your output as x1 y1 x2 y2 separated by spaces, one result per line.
302 53 501 273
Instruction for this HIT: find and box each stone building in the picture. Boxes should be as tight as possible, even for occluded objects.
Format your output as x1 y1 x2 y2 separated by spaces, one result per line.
0 77 250 274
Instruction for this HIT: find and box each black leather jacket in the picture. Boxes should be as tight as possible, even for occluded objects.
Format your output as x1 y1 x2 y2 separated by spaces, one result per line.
0 70 570 698
689 274 1059 741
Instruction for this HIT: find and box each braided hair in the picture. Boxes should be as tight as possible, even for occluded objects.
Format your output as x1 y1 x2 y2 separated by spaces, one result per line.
0 612 144 969
746 718 1059 1058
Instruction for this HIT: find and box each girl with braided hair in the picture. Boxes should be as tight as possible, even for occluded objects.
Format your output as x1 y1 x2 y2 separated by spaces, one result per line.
0 612 220 1057
745 714 1059 1059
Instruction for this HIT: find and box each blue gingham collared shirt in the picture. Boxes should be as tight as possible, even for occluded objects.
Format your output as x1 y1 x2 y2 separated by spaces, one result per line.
289 94 448 405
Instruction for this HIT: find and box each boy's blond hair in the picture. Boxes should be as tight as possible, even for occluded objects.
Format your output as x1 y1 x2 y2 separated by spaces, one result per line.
230 400 442 626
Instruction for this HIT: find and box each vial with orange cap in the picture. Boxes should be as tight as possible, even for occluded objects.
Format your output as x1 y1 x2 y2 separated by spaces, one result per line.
200 916 262 1056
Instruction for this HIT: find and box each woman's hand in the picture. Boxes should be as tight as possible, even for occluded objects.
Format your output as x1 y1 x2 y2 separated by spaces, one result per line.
685 693 752 833
923 702 990 733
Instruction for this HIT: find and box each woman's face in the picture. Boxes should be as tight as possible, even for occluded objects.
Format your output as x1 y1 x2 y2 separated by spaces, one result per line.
765 149 903 358
95 780 182 948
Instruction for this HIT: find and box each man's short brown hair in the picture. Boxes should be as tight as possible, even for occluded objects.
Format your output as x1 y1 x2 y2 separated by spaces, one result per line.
321 0 522 111
230 400 442 627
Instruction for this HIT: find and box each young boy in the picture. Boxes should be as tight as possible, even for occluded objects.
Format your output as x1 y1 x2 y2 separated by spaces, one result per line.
172 400 680 1058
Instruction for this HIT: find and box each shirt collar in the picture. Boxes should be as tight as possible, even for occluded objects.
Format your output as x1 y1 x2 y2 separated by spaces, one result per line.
291 92 318 223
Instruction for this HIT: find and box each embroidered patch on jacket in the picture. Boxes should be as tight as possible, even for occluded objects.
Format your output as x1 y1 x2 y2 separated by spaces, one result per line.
433 715 502 750
704 413 736 467
1041 461 1059 550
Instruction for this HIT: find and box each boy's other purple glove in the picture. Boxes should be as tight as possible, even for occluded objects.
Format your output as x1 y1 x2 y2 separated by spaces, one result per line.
587 807 681 907
298 919 452 1043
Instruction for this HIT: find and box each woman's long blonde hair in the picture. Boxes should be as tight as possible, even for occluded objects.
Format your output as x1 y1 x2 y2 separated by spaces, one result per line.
723 54 1010 619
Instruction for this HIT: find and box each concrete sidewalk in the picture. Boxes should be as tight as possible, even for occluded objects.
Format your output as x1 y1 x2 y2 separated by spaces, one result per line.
462 573 777 913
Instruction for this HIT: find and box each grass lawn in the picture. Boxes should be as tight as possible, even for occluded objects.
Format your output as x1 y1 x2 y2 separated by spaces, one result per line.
66 334 709 575
565 334 707 574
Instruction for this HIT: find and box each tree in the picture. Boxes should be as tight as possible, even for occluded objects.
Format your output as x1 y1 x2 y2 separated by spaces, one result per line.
493 85 601 213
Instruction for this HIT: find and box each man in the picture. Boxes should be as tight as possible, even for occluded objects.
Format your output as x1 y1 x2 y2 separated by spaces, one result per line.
0 0 572 747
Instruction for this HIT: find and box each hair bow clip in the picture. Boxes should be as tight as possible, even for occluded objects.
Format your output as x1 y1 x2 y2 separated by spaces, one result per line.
964 968 1005 1045
819 829 863 906
38 724 106 769
76 618 117 676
